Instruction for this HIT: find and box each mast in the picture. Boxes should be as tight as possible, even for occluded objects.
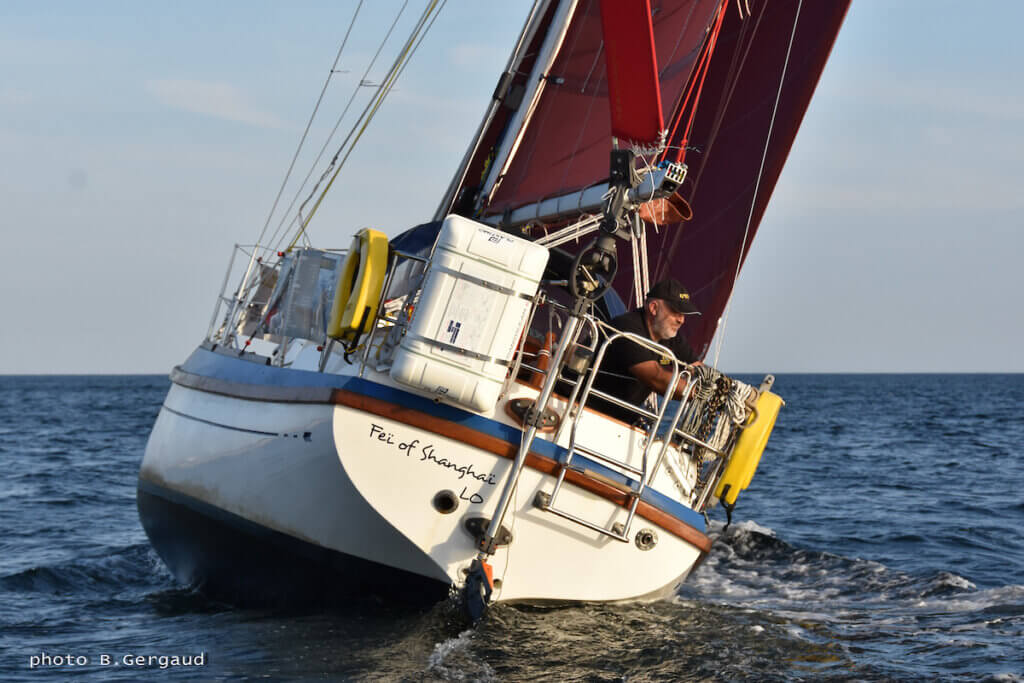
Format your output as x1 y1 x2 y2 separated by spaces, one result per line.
475 0 580 214
433 0 554 221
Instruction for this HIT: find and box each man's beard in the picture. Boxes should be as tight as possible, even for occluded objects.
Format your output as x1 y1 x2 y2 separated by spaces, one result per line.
652 316 680 341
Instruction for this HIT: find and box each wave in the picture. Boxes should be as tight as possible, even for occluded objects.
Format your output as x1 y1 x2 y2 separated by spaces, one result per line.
0 543 171 596
686 520 1024 615
912 584 1024 615
426 629 496 682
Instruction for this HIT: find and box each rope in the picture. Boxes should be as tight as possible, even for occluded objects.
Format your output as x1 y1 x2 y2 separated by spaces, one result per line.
675 0 728 164
627 129 667 157
629 212 651 308
653 0 761 279
635 157 653 298
533 214 601 248
639 217 649 295
713 0 803 368
678 365 753 463
631 228 643 308
661 0 728 165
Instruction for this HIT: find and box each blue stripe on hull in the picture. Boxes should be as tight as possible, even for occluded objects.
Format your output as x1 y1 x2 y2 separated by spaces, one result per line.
177 346 707 534
137 479 450 607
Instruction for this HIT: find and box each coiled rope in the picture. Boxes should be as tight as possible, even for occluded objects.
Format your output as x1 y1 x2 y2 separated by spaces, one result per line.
679 364 754 460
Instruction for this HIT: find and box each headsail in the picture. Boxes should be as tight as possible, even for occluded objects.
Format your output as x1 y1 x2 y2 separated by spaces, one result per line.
433 0 849 357
646 0 850 355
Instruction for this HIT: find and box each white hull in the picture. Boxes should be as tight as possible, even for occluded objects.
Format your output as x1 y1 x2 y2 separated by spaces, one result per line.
138 346 712 604
335 403 702 602
141 384 448 585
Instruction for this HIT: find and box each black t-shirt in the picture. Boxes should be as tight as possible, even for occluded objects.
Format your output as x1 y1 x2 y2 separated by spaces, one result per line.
588 308 697 422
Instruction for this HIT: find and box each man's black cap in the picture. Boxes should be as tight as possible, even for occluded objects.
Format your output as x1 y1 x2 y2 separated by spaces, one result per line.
647 278 701 315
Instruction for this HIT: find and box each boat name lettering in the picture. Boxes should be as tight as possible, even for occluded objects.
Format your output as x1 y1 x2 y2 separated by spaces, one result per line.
369 423 396 444
460 487 484 504
368 423 498 485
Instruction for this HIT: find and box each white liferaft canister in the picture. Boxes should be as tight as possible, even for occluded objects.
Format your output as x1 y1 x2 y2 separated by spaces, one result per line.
390 215 549 412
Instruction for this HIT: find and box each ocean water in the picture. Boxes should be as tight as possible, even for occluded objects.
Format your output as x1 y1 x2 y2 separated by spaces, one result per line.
1 373 1022 681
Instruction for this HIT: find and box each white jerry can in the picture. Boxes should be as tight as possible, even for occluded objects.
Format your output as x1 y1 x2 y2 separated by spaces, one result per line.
390 215 549 412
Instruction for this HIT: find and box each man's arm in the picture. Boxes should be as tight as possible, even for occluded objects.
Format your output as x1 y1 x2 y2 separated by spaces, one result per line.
629 360 693 400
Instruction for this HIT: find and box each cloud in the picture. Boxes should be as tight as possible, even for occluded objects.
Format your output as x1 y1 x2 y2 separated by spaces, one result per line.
146 79 285 129
0 87 33 106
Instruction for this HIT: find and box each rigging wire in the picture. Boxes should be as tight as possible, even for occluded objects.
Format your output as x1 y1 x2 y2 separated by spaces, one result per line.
712 0 803 368
661 0 728 166
386 0 448 91
256 1 364 248
653 2 760 281
284 0 445 252
265 0 413 253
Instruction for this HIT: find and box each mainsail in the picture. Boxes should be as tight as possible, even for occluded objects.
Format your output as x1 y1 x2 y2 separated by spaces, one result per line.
473 0 720 218
434 0 850 356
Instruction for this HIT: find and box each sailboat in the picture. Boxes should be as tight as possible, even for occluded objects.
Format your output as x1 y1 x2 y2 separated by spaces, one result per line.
138 0 848 615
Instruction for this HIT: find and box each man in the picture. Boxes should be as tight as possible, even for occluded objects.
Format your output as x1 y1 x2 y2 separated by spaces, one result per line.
590 278 701 423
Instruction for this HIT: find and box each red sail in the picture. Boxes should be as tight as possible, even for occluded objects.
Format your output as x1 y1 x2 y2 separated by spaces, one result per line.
480 0 720 217
645 0 850 355
599 0 664 146
441 0 850 358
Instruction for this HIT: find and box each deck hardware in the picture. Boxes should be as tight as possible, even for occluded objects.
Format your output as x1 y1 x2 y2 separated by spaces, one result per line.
635 528 658 550
464 517 513 547
506 398 560 431
566 345 593 374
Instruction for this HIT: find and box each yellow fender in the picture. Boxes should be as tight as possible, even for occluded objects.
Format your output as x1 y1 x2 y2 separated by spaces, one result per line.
715 391 784 505
327 228 389 342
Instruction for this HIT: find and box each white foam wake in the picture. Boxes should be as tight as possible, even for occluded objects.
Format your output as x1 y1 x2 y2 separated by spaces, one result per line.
426 629 496 682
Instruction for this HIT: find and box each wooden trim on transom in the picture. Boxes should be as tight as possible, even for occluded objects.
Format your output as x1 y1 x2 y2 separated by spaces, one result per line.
168 363 711 554
331 388 712 553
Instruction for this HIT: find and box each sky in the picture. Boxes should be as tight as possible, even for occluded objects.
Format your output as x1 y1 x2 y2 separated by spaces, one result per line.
1 1 1021 374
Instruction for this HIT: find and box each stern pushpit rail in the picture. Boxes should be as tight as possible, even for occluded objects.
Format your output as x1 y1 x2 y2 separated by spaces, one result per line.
465 302 706 619
538 323 697 543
